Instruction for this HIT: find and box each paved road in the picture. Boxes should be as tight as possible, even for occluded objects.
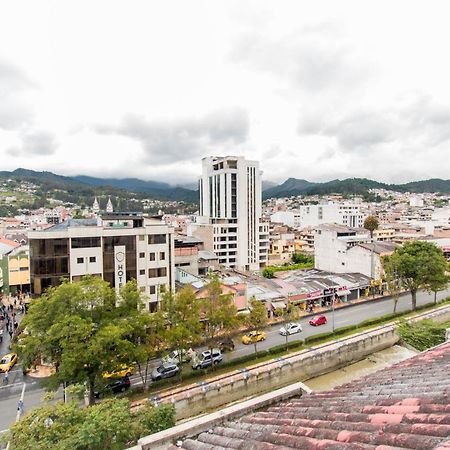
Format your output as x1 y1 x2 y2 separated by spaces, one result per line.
0 288 449 432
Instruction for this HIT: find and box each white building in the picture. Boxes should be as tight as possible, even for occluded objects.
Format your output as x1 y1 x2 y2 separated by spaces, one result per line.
189 156 269 271
29 213 174 311
270 203 365 229
314 224 396 279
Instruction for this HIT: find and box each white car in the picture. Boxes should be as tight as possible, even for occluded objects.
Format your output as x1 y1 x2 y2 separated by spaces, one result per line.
279 322 302 336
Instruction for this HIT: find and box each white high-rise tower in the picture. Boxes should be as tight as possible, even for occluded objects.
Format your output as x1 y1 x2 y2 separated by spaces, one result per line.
189 156 269 271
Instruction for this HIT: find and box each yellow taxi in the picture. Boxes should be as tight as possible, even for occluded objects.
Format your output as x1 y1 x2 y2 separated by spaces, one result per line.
0 353 18 372
241 330 266 345
103 364 134 380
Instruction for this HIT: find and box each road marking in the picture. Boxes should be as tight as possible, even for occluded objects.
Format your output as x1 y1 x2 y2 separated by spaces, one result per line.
0 382 23 390
15 383 26 421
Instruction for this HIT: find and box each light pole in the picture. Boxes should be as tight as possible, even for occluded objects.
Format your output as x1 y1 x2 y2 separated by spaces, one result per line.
331 290 336 333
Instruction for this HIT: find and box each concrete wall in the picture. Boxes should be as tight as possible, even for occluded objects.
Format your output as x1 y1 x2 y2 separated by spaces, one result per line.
148 304 450 421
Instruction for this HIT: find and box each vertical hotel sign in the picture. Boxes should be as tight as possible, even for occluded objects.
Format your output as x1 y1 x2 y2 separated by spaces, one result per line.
114 246 126 292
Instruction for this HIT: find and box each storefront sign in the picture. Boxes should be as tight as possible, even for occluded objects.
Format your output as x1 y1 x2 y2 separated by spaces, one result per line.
114 246 126 291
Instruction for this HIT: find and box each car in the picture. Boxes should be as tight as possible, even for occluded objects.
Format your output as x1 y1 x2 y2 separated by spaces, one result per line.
218 338 235 352
162 349 194 365
279 323 303 336
95 376 130 398
192 349 222 370
241 330 266 345
309 315 327 326
103 364 134 380
0 353 18 373
151 363 180 381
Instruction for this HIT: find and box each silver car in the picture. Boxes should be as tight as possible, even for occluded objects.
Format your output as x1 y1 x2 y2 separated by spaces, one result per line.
279 322 303 336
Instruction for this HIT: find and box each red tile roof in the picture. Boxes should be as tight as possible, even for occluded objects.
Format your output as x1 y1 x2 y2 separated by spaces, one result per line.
173 342 450 449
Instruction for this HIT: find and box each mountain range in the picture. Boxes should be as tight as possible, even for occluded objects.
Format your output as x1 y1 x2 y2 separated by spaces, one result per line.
1 169 449 203
262 177 450 199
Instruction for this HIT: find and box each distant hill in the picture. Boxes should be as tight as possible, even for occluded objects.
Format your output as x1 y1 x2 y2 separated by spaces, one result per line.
73 175 197 202
0 169 197 203
263 177 450 199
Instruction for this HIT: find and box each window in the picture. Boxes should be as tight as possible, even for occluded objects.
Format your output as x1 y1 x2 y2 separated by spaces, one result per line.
149 268 167 278
139 269 145 275
77 257 84 264
160 251 165 260
71 237 101 248
139 235 145 241
148 234 166 245
140 286 145 292
139 252 145 258
149 252 156 261
149 286 156 295
89 256 96 263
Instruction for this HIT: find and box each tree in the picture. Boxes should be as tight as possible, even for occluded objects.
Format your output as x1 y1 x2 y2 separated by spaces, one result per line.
384 241 448 311
200 276 239 365
281 302 300 350
383 255 401 313
247 298 268 355
262 267 275 278
363 215 379 239
1 398 175 450
160 285 202 374
17 277 140 405
427 267 449 304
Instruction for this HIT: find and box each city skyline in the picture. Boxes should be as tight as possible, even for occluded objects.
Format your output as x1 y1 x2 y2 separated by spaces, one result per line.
2 1 450 185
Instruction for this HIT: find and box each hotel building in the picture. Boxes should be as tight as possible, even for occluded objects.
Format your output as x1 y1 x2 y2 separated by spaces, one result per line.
28 213 174 311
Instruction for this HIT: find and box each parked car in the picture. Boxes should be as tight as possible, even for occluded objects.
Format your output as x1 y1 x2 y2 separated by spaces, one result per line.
218 338 235 352
103 364 134 379
95 376 130 398
162 349 194 365
0 353 17 373
279 323 302 336
309 315 327 326
241 330 266 345
151 363 180 381
192 349 223 370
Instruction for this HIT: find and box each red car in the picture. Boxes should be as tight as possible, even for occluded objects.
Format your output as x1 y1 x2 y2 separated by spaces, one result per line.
309 315 327 326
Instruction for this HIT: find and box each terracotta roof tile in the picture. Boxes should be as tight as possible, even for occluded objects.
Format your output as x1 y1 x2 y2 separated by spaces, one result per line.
176 342 450 449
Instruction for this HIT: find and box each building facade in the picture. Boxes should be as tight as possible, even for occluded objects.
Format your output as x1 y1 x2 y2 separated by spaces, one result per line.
28 213 174 311
271 203 365 229
190 156 269 271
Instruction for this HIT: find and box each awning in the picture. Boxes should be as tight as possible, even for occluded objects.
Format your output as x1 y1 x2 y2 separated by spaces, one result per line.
271 301 287 310
337 289 351 296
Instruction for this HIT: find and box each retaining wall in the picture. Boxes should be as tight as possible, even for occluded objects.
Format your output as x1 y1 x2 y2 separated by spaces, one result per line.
149 304 450 421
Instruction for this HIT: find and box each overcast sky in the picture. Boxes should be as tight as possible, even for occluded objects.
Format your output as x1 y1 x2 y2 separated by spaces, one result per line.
1 1 450 186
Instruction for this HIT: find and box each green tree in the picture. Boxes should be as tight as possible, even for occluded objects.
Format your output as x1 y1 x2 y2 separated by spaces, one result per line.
427 267 449 304
17 277 140 405
363 215 379 239
385 241 448 311
2 399 175 450
281 302 300 350
247 298 268 355
383 255 401 313
160 285 202 373
262 267 275 278
201 276 239 365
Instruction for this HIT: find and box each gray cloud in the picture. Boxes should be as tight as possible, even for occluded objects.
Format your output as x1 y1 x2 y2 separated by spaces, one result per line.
21 130 58 155
0 60 35 130
7 130 58 157
298 93 450 152
230 23 374 94
95 107 249 164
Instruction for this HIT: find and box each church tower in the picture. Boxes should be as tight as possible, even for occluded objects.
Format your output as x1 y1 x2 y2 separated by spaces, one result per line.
106 196 114 213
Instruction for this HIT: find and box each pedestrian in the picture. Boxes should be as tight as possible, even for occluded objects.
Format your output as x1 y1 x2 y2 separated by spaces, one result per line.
8 329 13 339
3 371 9 385
14 321 18 330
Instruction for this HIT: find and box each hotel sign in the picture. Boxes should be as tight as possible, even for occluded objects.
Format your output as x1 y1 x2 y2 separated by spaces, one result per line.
114 246 126 292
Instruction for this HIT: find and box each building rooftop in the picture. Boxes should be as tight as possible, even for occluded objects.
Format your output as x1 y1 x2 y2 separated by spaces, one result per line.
172 341 450 449
358 241 397 255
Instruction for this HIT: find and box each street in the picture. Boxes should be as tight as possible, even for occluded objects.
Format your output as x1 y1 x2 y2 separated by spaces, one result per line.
0 287 449 432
